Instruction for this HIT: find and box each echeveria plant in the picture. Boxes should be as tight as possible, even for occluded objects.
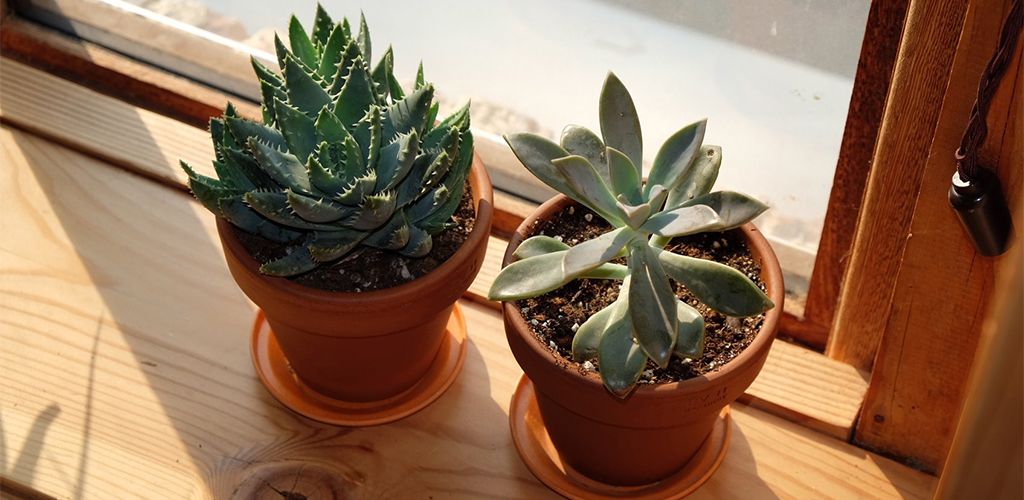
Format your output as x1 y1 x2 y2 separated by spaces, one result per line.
181 7 473 276
488 73 774 397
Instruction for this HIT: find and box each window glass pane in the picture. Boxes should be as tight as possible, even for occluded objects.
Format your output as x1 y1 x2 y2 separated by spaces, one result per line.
24 0 872 275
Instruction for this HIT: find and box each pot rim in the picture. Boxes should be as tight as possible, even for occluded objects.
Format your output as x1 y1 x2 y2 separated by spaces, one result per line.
502 193 785 400
217 152 493 306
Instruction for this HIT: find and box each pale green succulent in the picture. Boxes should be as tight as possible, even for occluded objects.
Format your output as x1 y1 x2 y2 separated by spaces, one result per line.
181 7 473 276
489 73 774 397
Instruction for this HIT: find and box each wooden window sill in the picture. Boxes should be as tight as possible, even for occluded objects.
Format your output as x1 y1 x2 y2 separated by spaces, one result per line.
0 56 936 498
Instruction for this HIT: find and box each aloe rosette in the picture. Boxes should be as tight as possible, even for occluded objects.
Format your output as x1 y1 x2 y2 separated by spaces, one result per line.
489 73 775 397
181 7 473 276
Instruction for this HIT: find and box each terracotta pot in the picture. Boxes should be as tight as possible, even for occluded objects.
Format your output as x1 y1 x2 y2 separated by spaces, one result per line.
503 194 784 486
219 154 493 403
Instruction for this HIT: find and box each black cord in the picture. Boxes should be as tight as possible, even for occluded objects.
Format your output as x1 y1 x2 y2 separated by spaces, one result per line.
955 0 1023 183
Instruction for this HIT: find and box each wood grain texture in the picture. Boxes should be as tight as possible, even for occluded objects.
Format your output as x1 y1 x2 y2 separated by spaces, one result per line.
934 231 1023 500
826 0 970 369
0 57 217 191
854 0 1023 473
804 0 910 330
0 16 258 129
0 125 938 499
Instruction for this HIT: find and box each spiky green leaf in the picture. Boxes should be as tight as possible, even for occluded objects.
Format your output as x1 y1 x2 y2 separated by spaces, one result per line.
249 138 312 194
332 56 376 129
288 16 318 68
283 55 331 118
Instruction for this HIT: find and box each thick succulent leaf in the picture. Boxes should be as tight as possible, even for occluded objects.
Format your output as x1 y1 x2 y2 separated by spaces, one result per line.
273 98 317 162
417 135 472 231
415 61 425 90
657 249 773 317
665 145 722 210
351 105 382 171
218 197 301 243
251 57 286 124
182 161 236 216
309 229 366 262
288 16 318 68
598 307 646 398
348 192 396 230
647 185 668 212
514 235 569 259
421 131 459 189
640 204 722 238
273 33 291 72
336 172 376 206
674 301 706 359
607 147 642 204
332 57 377 129
341 17 352 39
226 116 285 152
307 153 347 196
599 72 643 175
286 189 355 223
583 263 628 280
396 153 434 206
376 131 420 192
314 108 350 145
310 5 334 49
212 160 257 192
341 135 365 178
423 102 470 150
318 24 349 85
209 116 231 158
488 252 569 301
356 12 371 63
222 148 278 190
563 226 635 278
679 191 769 232
572 300 619 362
371 46 393 100
561 125 609 186
407 180 447 223
260 243 318 277
283 55 331 118
328 41 363 94
382 84 434 143
364 209 409 249
249 138 312 194
400 225 432 257
244 191 342 230
551 155 625 226
616 196 652 229
387 66 405 102
425 102 439 133
644 119 707 200
627 241 678 368
504 133 576 197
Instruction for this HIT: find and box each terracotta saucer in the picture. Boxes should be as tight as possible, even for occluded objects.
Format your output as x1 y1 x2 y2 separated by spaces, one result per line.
509 376 731 499
250 303 468 427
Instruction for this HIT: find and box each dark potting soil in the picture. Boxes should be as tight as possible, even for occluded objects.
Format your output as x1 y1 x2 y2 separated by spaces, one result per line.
517 204 767 384
234 183 475 292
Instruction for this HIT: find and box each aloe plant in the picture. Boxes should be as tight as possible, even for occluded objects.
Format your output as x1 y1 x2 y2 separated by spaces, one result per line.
181 7 473 276
489 73 774 397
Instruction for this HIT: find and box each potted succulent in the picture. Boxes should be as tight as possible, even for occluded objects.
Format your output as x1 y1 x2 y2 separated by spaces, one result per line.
489 73 783 494
181 7 493 425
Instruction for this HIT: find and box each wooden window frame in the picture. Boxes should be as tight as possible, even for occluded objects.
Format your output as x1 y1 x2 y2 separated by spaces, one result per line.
2 0 1020 475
